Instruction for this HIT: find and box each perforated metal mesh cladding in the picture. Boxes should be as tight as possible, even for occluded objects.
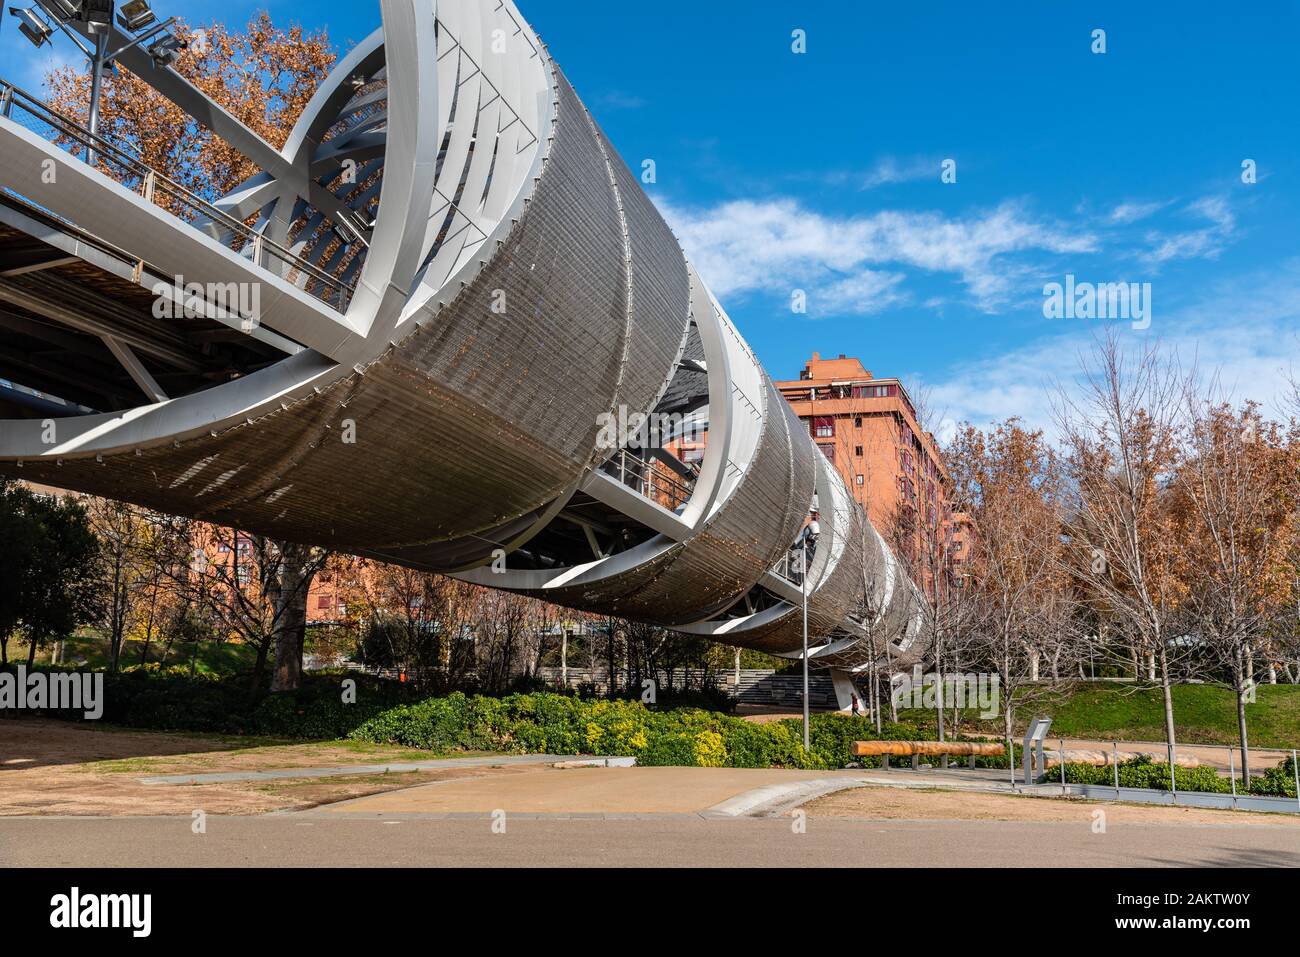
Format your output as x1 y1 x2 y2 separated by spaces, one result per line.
0 70 689 559
0 4 925 669
511 376 818 624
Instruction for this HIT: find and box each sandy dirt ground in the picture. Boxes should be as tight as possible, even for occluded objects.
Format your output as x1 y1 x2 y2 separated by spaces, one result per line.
4 718 1298 826
316 765 841 815
0 718 523 816
804 785 1300 827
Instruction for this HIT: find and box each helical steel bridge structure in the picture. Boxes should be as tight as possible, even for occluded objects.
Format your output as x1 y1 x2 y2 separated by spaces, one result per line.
0 0 925 698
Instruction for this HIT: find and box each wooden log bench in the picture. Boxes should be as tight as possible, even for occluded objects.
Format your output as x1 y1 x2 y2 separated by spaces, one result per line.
852 740 1006 770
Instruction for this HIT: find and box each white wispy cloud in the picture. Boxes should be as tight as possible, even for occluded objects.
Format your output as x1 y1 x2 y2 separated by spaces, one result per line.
818 269 908 314
657 196 1098 313
860 155 939 190
922 259 1300 443
1107 200 1166 225
1140 195 1236 265
593 90 645 111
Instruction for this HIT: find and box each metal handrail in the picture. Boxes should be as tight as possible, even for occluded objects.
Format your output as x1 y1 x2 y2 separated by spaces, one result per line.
605 448 694 512
0 78 357 312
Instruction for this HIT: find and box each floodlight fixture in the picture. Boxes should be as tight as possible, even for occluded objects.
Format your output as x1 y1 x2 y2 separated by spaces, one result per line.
9 6 54 47
79 0 113 34
115 0 152 31
330 221 359 248
34 0 77 22
146 31 184 66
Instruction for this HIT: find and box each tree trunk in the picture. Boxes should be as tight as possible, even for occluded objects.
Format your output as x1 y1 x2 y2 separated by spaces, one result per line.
271 543 311 692
1156 643 1177 761
26 638 37 668
1236 685 1250 787
1004 700 1015 777
607 618 617 699
884 639 897 722
934 636 945 742
250 636 271 690
139 583 158 666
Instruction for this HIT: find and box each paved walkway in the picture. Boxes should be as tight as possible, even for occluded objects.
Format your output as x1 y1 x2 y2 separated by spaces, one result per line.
3 815 1297 867
307 766 862 817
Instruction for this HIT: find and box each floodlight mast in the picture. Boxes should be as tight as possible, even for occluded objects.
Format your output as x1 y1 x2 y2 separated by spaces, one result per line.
5 2 177 166
85 17 108 163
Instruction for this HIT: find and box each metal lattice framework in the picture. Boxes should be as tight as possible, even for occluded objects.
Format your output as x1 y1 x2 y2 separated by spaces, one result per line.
0 0 926 682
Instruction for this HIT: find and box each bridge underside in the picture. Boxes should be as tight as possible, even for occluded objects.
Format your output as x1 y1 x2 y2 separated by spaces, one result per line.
0 0 927 673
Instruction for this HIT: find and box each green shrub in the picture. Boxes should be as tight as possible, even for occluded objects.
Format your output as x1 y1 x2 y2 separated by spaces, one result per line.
1054 755 1232 794
23 667 932 770
1249 756 1298 798
348 693 924 768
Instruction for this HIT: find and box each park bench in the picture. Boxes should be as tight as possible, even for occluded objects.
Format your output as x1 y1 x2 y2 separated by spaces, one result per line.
852 740 1005 771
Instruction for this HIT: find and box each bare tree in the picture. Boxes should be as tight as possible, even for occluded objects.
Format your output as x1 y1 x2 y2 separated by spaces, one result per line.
1054 332 1189 762
156 521 325 688
85 497 146 673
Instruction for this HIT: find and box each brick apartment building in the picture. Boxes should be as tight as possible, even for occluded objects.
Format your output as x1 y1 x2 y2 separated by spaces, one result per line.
774 353 972 595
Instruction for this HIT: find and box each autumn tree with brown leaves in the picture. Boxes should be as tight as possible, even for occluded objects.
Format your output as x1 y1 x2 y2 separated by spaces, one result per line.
946 418 1070 751
1172 397 1297 783
42 14 336 690
45 14 335 202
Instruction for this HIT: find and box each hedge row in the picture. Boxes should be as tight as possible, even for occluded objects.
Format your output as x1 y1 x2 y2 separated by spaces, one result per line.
1053 754 1298 797
23 669 925 769
347 692 927 770
44 669 413 739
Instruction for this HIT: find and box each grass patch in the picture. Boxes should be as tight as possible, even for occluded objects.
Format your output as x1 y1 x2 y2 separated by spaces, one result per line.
18 633 258 676
897 681 1300 748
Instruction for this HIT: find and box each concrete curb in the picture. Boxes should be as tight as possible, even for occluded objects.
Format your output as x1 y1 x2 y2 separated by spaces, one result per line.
703 776 872 818
138 753 631 786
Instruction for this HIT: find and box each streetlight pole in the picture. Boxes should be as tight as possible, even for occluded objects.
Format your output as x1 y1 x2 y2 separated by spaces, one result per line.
802 537 809 751
85 26 109 165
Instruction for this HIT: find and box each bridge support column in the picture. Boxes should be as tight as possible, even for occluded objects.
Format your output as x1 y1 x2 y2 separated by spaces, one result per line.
829 668 859 714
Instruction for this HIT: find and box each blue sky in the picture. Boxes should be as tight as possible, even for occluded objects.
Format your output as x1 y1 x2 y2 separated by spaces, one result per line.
5 0 1298 437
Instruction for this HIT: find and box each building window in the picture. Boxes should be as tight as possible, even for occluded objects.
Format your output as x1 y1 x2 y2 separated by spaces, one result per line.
855 474 864 486
854 445 863 457
812 416 834 438
854 416 862 428
819 444 835 464
317 596 331 610
851 384 890 399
